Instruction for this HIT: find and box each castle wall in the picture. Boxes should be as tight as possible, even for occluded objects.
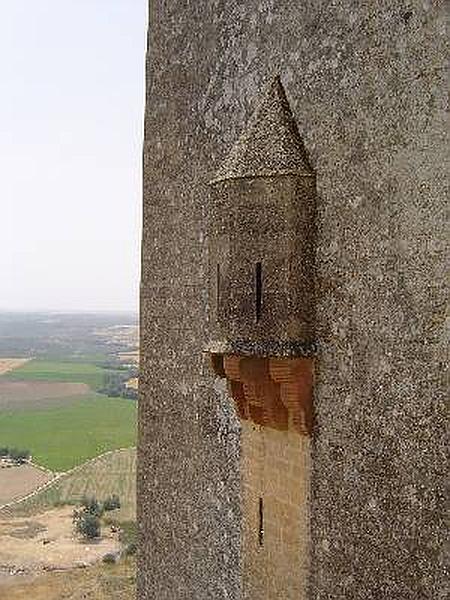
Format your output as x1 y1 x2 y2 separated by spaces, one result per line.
140 2 447 598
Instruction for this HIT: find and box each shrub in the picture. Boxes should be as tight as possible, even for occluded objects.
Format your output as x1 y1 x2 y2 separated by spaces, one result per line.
103 494 121 512
124 542 137 556
122 388 138 400
102 553 117 564
73 509 101 540
119 521 137 546
8 448 31 464
80 495 104 517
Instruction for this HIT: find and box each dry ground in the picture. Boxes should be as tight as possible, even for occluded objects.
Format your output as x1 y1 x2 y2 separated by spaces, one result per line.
0 558 136 600
0 359 30 376
0 506 121 577
0 381 90 411
0 465 53 506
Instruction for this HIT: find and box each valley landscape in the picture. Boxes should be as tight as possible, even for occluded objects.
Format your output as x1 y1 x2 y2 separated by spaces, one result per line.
0 312 138 599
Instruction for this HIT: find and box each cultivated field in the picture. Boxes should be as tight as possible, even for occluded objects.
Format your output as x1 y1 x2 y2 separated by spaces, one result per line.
118 350 139 365
4 359 107 390
0 466 53 506
0 315 138 599
0 380 90 411
0 397 137 471
1 448 136 522
0 359 30 376
1 557 136 600
0 450 136 597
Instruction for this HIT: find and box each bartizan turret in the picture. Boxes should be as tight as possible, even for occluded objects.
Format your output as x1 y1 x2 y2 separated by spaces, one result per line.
207 76 316 435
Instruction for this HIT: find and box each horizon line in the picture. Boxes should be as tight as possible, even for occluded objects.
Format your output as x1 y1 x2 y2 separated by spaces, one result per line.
0 308 138 315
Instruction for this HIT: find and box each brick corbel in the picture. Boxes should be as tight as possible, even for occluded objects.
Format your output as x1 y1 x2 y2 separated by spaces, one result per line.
211 354 313 435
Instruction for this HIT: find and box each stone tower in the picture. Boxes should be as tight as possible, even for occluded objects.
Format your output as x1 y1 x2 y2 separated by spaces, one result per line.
139 3 447 599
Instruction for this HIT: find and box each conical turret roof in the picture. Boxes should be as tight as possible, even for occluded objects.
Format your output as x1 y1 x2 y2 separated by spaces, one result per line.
211 76 314 184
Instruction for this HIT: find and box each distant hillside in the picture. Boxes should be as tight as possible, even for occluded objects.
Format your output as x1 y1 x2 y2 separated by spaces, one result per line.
0 448 136 522
0 311 138 359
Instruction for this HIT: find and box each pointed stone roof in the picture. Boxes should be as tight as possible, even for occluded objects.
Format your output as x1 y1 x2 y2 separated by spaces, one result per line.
211 76 314 184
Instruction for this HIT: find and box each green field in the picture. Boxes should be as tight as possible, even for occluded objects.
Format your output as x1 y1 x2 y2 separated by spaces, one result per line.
4 359 108 390
0 395 137 471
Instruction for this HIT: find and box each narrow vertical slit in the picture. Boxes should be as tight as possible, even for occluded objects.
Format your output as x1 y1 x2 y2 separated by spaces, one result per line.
258 497 264 546
255 261 262 322
216 264 220 320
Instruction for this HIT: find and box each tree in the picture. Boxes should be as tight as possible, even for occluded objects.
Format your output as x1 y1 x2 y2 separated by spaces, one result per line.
73 509 101 540
9 448 30 464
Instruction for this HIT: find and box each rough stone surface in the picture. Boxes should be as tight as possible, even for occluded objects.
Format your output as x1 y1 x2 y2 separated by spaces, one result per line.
139 2 447 599
212 76 314 182
207 78 317 362
208 175 316 354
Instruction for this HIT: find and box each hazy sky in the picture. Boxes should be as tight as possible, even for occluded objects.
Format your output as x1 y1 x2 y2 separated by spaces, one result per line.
0 1 147 312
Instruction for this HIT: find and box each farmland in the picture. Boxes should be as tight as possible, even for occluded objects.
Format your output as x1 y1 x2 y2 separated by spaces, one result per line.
0 449 136 596
1 448 136 522
0 396 137 471
0 350 138 473
0 359 30 376
0 380 90 411
0 465 53 506
4 359 108 390
0 312 138 596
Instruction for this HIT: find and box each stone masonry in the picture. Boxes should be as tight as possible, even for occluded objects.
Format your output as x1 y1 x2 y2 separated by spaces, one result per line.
139 2 447 599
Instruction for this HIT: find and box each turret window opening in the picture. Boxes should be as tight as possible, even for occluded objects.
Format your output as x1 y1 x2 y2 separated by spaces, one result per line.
258 496 264 546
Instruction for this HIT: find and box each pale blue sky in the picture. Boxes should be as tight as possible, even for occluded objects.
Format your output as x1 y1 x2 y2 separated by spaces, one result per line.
0 0 147 312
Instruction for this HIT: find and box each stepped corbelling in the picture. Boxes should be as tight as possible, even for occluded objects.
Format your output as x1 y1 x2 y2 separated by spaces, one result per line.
211 354 313 435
